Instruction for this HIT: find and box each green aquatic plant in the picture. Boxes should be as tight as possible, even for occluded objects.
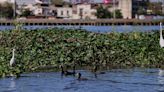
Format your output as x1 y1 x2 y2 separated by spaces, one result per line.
13 20 24 31
0 28 164 77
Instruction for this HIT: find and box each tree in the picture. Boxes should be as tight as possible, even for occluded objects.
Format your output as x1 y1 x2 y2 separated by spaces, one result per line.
51 0 64 5
95 5 112 19
20 9 32 17
137 7 146 15
114 9 123 19
147 2 163 15
0 2 14 18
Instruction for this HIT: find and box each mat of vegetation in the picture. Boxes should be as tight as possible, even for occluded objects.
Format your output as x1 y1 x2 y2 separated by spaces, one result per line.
0 28 164 77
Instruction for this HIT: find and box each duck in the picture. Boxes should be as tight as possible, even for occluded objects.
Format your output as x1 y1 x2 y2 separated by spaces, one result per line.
60 65 76 76
76 73 88 81
159 22 164 48
10 48 16 67
93 65 105 74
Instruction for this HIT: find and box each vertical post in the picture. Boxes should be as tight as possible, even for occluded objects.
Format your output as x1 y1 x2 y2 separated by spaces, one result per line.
13 0 16 19
162 0 164 15
113 0 116 19
0 7 1 19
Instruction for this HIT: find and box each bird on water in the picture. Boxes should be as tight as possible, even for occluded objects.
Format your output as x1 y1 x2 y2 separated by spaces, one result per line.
76 73 88 81
60 65 76 76
159 22 164 48
10 48 16 67
159 22 164 76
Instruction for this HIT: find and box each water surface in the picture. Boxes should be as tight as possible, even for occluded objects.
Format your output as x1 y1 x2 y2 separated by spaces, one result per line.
0 25 161 33
0 68 163 92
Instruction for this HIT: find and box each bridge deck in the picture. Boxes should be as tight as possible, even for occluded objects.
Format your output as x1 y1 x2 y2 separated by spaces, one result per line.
0 19 163 26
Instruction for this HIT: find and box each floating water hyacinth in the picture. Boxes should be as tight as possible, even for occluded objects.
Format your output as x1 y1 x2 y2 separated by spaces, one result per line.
0 28 164 78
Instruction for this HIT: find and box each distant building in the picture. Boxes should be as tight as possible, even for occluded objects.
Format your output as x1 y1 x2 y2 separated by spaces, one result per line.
23 4 36 12
0 0 15 3
16 0 162 19
35 0 50 4
118 0 132 19
97 0 132 19
56 6 73 19
163 1 164 14
117 0 150 19
72 3 97 19
69 0 94 4
132 0 149 17
34 0 51 17
0 0 8 3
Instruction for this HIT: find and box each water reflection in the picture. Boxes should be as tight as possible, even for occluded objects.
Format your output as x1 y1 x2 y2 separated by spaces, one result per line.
158 69 164 92
8 78 16 91
159 69 164 77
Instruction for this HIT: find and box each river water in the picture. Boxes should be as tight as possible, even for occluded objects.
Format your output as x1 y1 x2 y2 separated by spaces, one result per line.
0 68 163 92
0 25 163 92
0 25 161 33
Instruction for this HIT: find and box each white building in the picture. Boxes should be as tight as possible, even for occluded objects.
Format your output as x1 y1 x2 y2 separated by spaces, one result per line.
0 0 15 3
56 7 73 19
162 0 164 15
69 0 94 4
118 0 132 19
72 4 97 19
23 4 36 11
100 0 132 19
34 0 51 16
0 0 8 3
34 6 43 15
35 0 50 4
19 0 51 17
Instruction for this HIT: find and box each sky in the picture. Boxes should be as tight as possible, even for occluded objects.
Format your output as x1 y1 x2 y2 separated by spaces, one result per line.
15 0 163 5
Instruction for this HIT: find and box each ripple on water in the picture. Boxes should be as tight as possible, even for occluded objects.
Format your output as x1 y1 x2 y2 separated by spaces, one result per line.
0 68 164 92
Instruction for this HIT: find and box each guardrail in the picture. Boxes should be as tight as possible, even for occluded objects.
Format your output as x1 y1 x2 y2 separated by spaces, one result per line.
0 19 163 26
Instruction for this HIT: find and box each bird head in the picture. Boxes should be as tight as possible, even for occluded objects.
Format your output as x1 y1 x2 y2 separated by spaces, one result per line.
160 22 162 26
76 73 81 79
13 48 16 52
59 64 65 70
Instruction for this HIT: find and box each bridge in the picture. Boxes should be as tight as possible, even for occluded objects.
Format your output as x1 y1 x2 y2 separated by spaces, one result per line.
0 19 163 26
